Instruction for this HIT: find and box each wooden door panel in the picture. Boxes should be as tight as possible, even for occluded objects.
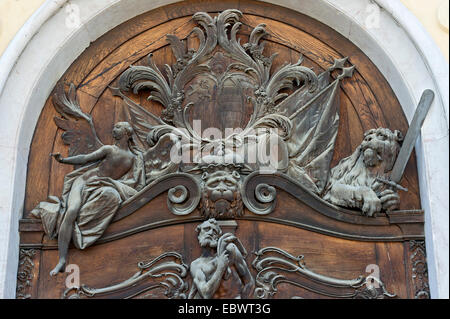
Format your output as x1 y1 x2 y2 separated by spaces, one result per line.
18 0 429 299
32 220 410 299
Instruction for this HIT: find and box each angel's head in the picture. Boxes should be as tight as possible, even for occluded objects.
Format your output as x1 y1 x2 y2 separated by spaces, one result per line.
112 122 134 141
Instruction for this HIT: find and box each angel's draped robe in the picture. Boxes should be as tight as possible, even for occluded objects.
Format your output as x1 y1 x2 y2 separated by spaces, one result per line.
31 154 146 249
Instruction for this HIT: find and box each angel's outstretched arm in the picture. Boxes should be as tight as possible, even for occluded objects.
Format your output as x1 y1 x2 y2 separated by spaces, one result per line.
52 146 111 165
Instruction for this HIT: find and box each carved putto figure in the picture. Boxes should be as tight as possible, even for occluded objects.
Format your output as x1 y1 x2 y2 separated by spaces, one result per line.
188 219 254 299
323 128 403 216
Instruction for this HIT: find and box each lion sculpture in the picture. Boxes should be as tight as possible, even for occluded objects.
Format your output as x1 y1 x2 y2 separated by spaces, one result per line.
323 128 404 216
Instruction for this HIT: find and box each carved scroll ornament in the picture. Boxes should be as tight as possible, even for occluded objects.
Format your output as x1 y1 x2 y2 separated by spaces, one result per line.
63 252 189 299
63 219 254 299
62 220 396 299
112 9 358 220
252 247 396 299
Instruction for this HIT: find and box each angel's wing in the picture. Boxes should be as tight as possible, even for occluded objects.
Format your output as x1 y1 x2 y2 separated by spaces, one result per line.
53 83 103 156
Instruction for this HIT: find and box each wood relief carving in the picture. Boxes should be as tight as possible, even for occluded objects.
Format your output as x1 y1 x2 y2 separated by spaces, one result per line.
19 2 430 299
61 219 398 300
324 90 433 217
409 240 430 299
63 252 189 299
188 219 253 299
252 247 395 299
323 128 404 217
16 249 37 299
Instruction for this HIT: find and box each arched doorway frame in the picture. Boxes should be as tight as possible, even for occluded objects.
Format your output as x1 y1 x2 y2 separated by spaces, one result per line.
0 0 447 298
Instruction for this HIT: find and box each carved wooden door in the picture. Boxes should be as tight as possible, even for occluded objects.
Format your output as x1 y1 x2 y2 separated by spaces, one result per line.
18 0 429 299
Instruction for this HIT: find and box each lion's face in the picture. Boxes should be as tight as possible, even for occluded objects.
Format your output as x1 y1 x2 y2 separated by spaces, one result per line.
360 128 403 172
200 170 243 218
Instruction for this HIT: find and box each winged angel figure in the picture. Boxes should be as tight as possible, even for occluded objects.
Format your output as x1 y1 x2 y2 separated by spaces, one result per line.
32 9 355 275
31 84 179 275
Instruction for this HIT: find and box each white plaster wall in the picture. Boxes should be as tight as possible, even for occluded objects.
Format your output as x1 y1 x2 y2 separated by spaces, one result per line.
0 0 47 54
401 0 449 61
2 0 448 59
0 0 448 298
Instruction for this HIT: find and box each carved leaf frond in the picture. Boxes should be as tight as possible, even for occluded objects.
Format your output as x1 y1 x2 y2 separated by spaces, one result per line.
163 64 174 87
217 10 262 86
249 24 268 46
252 114 293 140
166 34 187 60
245 24 274 83
172 13 217 96
119 69 171 106
119 55 172 108
189 27 207 60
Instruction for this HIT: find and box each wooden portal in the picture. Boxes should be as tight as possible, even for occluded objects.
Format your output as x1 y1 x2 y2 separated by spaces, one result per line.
17 0 429 299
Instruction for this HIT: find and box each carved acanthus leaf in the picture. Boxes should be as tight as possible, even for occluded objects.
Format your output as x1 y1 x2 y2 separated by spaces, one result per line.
63 252 189 299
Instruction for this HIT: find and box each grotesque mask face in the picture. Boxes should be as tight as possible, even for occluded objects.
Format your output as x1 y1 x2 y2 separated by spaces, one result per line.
361 128 403 171
200 170 243 219
197 219 222 248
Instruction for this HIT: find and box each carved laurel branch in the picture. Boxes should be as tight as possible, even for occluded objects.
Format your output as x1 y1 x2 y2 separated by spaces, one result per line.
16 249 37 299
410 240 430 299
113 173 201 221
252 247 396 299
62 252 189 299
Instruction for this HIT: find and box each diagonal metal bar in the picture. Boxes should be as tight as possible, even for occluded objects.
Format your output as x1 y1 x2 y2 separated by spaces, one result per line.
390 89 435 184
